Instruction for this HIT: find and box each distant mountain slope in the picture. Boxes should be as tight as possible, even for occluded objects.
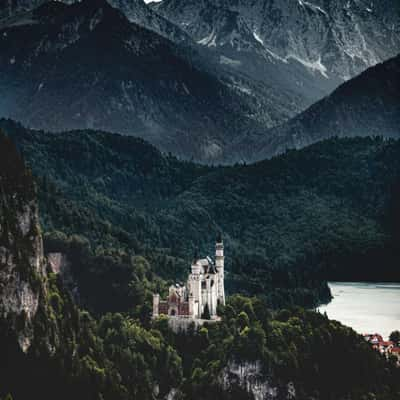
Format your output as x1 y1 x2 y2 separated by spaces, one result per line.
152 0 340 104
0 0 191 44
153 0 400 84
0 0 40 19
2 119 400 296
0 0 346 127
2 1 398 163
0 0 301 163
247 54 400 161
107 0 193 43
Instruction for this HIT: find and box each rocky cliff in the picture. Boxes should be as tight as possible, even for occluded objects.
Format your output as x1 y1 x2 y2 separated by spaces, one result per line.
153 0 400 83
221 361 296 400
0 130 46 351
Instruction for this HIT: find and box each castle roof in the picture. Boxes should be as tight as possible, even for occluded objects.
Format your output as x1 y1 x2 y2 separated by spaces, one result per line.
197 257 217 274
391 347 400 354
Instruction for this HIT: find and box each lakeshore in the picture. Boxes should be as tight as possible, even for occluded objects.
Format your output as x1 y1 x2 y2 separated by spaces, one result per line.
318 282 400 340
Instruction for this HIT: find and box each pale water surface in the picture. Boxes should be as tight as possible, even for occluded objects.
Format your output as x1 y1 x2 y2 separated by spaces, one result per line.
318 282 400 340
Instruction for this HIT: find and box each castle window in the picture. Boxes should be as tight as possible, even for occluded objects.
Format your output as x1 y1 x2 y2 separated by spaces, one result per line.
201 281 206 289
211 280 214 287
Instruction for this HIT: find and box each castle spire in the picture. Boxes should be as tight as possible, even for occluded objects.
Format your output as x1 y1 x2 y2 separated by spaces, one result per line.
215 233 225 306
193 247 199 263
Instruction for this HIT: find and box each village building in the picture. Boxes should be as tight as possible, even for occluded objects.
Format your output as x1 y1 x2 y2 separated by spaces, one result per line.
390 347 400 366
363 333 383 345
363 333 400 364
153 235 225 325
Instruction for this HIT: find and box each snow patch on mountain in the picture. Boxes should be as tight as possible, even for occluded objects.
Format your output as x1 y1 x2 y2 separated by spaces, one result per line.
286 54 328 78
220 55 241 67
298 0 327 16
227 82 252 96
198 29 217 47
253 31 263 45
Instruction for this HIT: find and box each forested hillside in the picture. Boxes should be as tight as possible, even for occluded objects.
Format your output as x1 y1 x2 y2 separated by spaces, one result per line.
2 119 399 313
1 123 400 400
248 54 400 161
0 131 184 399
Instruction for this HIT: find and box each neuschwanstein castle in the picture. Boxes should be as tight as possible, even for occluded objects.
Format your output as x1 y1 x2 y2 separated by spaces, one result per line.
153 236 225 323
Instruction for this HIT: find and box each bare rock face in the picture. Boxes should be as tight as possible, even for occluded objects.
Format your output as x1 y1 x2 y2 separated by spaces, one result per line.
0 132 46 352
47 252 79 302
221 361 296 400
153 0 400 83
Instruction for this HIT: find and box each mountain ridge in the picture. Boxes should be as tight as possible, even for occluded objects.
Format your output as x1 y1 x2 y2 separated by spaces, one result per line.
153 0 400 82
1 0 399 164
244 53 400 161
0 0 305 163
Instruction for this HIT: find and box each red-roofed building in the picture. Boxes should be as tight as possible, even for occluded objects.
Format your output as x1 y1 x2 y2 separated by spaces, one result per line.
378 341 394 354
363 333 383 345
389 347 400 366
363 333 400 361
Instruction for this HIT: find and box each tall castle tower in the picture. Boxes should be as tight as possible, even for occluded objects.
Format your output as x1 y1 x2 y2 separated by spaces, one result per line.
215 233 225 306
152 236 225 324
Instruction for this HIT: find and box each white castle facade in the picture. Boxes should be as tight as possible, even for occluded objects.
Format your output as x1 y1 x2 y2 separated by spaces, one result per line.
153 236 225 321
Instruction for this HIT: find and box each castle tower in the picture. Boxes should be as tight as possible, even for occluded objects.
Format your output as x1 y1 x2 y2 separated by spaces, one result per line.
153 294 160 318
215 233 225 306
189 259 202 319
189 293 195 318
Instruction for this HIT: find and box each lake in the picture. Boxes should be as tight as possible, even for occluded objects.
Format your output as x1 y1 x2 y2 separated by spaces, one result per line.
318 282 400 340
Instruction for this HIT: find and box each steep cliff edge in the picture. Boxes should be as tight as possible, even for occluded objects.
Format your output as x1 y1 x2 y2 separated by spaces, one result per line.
0 129 183 400
0 131 46 351
0 131 79 398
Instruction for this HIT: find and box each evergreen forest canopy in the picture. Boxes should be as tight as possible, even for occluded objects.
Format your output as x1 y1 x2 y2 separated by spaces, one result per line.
0 126 400 400
3 293 400 400
1 118 400 314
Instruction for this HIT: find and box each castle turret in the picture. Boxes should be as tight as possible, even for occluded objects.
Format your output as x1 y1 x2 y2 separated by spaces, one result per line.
189 293 195 318
189 259 202 318
153 293 160 318
215 233 225 306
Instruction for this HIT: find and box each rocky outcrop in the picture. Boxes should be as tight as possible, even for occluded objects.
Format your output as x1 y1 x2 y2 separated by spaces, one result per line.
221 361 296 400
0 132 46 351
0 0 279 163
153 0 400 83
47 252 79 302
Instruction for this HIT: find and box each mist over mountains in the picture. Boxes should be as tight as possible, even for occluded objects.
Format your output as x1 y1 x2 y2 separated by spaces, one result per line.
0 0 303 162
0 0 399 163
241 54 400 161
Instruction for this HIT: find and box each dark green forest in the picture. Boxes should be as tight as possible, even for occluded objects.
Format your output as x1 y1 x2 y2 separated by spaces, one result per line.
1 127 400 400
2 286 400 400
1 118 399 312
